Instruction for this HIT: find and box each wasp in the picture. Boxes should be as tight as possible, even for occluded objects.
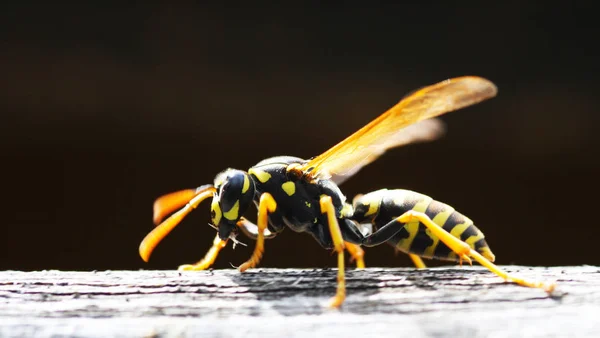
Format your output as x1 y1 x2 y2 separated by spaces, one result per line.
139 76 555 308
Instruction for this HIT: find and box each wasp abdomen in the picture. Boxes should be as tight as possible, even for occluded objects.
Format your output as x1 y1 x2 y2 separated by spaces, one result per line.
355 189 495 262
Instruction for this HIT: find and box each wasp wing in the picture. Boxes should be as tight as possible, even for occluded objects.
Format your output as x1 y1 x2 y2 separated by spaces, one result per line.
301 76 497 184
327 117 446 185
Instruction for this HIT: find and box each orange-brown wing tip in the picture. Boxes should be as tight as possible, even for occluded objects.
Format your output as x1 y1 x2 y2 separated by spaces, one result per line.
153 189 197 225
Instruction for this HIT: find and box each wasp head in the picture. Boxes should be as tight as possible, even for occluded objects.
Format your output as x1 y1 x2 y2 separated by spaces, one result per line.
210 169 256 240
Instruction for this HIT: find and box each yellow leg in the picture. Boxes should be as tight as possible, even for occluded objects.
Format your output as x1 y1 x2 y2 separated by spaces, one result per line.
345 242 365 269
178 234 228 271
409 254 426 269
398 210 555 292
239 193 277 272
320 195 346 308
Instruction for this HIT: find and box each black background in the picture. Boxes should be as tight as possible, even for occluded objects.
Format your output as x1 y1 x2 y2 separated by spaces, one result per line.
2 3 598 271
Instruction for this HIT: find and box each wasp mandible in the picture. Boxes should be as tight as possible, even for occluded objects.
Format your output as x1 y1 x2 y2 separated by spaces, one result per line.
139 76 555 308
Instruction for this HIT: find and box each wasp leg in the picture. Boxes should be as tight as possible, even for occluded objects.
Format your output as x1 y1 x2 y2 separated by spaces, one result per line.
178 233 228 271
344 242 365 269
320 195 347 308
139 187 216 262
397 210 555 292
239 193 277 272
409 254 426 269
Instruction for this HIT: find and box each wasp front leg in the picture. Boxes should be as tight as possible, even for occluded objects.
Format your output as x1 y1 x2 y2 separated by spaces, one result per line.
178 234 228 271
238 193 277 272
178 217 273 271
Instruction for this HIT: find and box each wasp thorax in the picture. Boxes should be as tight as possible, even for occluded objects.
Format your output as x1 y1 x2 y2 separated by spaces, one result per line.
211 169 256 239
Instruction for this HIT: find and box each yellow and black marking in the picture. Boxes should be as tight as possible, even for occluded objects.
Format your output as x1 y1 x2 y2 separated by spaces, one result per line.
354 189 495 262
139 76 555 309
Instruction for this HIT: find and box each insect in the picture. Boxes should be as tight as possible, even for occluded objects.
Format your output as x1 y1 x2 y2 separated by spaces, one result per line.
139 76 555 308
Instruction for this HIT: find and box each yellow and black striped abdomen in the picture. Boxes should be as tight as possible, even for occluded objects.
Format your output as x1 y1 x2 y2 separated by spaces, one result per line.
369 189 495 262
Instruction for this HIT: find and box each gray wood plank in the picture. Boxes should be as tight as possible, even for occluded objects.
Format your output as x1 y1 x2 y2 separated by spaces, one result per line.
0 266 598 338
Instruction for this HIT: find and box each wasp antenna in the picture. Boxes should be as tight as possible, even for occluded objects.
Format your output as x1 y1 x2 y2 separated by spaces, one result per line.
153 189 198 225
140 187 216 262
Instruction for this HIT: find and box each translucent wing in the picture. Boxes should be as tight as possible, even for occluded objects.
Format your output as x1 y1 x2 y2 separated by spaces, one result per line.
301 76 497 184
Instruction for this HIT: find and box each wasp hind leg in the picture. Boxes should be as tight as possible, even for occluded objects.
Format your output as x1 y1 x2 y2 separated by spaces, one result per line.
344 242 365 269
238 193 277 272
396 210 555 292
408 254 426 269
320 195 348 308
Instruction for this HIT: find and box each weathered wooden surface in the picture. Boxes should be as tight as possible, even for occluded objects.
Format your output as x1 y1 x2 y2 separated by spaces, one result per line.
0 266 599 337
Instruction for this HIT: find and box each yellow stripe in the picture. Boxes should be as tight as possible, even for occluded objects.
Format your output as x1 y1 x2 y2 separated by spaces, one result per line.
242 174 250 193
432 206 455 225
223 200 240 220
450 221 471 238
423 205 455 258
396 198 431 251
248 168 271 183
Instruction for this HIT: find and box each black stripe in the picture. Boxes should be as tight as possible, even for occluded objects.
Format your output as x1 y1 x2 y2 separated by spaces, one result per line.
459 224 479 242
424 200 448 220
408 224 434 256
473 237 489 251
433 240 453 260
444 212 468 232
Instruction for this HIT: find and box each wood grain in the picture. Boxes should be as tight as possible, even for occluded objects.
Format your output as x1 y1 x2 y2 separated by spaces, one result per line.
1 266 599 337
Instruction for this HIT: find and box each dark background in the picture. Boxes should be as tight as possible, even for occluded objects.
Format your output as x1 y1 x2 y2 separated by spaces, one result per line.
2 3 598 271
